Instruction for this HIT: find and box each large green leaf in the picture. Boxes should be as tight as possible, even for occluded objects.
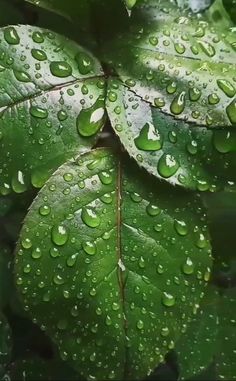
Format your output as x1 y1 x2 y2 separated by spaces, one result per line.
15 148 212 380
0 25 105 195
216 288 236 380
0 314 12 378
107 79 236 191
103 0 236 127
175 286 218 380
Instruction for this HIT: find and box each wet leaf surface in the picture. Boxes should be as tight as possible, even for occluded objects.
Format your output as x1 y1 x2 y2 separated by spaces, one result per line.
15 148 212 380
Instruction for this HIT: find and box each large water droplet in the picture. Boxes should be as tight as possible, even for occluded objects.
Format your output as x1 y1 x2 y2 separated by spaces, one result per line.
134 122 162 151
158 154 179 178
51 224 69 246
162 292 175 307
4 27 20 44
30 105 48 119
82 241 96 255
31 49 47 61
198 40 215 57
75 52 93 75
170 92 186 115
213 130 236 153
81 207 101 228
50 61 72 78
77 96 105 137
11 170 27 193
226 99 236 125
174 220 188 236
217 79 235 98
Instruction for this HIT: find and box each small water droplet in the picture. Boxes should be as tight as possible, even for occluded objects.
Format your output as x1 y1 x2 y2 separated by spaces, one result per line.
146 203 160 216
136 320 144 330
217 79 235 98
31 247 42 259
174 220 188 236
226 99 236 125
182 257 194 275
162 292 175 307
31 48 47 61
30 105 48 119
82 241 96 255
75 52 93 75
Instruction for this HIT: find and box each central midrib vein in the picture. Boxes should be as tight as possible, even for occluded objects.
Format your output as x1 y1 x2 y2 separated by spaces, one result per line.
116 160 129 380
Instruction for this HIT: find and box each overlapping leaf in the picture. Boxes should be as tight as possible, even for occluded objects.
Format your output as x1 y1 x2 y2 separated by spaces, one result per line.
15 148 212 380
0 25 106 195
107 79 236 191
104 0 236 127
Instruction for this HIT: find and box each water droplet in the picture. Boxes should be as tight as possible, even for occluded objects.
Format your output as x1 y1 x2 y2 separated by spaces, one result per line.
30 105 48 119
226 99 236 125
158 154 179 178
217 79 235 98
75 52 93 75
134 122 162 151
174 43 185 54
100 193 113 204
82 241 96 255
186 140 198 155
13 70 31 82
53 274 64 285
32 31 44 43
11 170 27 193
32 247 42 259
138 256 145 268
105 315 112 326
39 205 51 216
31 48 47 61
170 92 186 115
136 320 144 330
198 40 215 57
174 220 188 236
196 233 207 248
99 171 113 185
81 207 100 228
130 192 142 203
50 247 60 258
149 36 158 46
208 93 220 105
213 131 236 153
66 253 78 267
154 97 165 108
21 238 32 249
50 61 72 78
166 82 177 94
4 27 20 44
189 87 201 101
182 257 194 274
146 203 160 216
162 292 175 307
51 224 69 246
77 96 105 137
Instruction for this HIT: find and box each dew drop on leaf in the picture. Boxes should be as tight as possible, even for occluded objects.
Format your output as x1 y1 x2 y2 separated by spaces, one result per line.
51 224 69 246
134 122 162 151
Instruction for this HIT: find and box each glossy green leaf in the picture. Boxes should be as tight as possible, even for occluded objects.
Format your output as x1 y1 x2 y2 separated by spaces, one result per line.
107 79 236 191
216 288 236 380
0 314 12 378
0 25 105 195
104 0 236 127
175 286 218 380
15 148 212 380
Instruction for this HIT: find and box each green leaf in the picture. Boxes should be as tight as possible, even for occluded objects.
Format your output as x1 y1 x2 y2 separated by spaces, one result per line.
0 314 12 378
15 148 212 380
216 288 236 380
0 25 106 195
175 286 218 380
103 0 236 127
107 79 236 191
